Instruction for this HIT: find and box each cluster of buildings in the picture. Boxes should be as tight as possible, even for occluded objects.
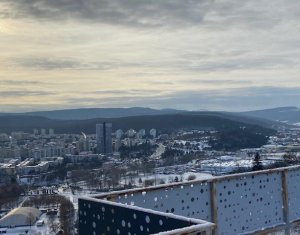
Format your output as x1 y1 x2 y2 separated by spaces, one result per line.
0 157 64 185
0 123 159 186
96 123 157 154
154 128 300 176
0 128 91 185
1 120 299 186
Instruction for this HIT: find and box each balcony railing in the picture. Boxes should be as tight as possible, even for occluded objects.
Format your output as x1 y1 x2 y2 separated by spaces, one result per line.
79 165 300 235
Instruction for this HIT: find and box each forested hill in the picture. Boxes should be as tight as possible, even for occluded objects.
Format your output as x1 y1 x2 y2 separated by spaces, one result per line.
0 113 275 136
1 106 297 125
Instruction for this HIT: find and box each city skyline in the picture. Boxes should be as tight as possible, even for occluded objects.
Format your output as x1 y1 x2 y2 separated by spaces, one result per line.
0 0 300 112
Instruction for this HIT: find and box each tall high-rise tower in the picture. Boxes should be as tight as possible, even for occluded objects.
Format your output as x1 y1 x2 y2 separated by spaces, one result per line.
96 122 112 154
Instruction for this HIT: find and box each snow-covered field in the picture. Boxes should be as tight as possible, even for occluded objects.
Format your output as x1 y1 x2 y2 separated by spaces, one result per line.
0 213 57 235
120 172 213 187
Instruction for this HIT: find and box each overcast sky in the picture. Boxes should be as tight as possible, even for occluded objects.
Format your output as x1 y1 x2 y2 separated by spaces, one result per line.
0 0 299 112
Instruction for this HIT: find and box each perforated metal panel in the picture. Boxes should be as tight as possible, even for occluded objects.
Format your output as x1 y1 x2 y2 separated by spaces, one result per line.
116 181 212 221
83 166 300 235
287 168 300 222
216 172 284 234
78 198 211 235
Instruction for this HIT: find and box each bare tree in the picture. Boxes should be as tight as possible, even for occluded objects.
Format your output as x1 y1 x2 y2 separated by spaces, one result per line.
48 213 59 234
59 198 75 235
26 212 36 228
110 167 121 189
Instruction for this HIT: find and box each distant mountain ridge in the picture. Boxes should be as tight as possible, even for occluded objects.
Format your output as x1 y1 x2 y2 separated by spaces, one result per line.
0 113 276 135
0 106 298 129
0 107 184 120
1 106 298 122
241 106 300 125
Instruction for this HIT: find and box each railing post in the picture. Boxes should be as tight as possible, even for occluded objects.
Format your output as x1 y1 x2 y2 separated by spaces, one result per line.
210 180 218 235
281 170 290 235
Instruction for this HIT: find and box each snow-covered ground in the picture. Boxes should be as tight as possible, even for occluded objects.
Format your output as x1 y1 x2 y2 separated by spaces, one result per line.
0 213 57 235
56 184 100 210
274 227 300 235
172 139 210 152
120 172 213 186
200 157 276 175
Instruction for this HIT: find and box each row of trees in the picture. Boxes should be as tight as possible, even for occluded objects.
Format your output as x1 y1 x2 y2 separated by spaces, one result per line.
162 147 203 166
119 143 157 159
210 128 271 151
68 157 157 191
252 152 300 172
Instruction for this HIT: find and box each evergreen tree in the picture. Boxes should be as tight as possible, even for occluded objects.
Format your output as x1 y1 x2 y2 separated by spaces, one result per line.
252 152 263 171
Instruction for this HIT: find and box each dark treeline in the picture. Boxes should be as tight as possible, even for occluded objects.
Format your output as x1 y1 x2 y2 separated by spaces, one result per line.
210 127 274 151
0 183 25 210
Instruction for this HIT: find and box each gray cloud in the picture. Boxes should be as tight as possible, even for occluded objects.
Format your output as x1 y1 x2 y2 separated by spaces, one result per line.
13 54 298 72
143 56 298 73
13 57 154 71
65 95 164 107
171 55 299 73
12 57 134 70
13 58 85 70
153 86 300 111
142 81 175 86
3 0 300 30
0 80 42 85
2 0 213 28
186 79 253 85
0 90 55 97
94 89 163 95
0 104 67 113
1 86 299 112
45 86 300 111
